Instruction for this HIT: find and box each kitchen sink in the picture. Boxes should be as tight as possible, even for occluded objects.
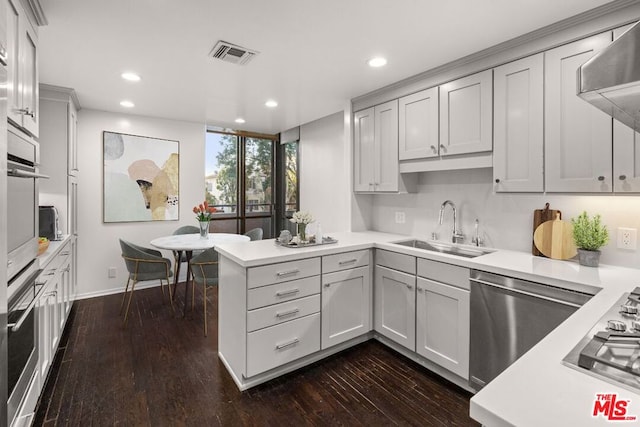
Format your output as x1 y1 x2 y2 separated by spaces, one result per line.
391 239 494 258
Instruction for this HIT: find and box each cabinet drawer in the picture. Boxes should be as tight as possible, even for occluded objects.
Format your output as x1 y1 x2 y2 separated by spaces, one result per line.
247 257 320 289
246 313 321 377
322 249 369 274
417 258 470 290
247 294 321 332
375 249 416 275
247 276 320 310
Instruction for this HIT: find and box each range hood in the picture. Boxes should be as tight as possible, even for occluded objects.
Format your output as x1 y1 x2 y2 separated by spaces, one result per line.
578 21 640 133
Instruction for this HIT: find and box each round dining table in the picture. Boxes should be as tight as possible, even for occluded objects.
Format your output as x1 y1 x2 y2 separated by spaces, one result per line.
150 233 250 315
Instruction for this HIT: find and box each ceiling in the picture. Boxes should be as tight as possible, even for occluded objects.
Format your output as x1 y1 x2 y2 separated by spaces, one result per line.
38 0 615 135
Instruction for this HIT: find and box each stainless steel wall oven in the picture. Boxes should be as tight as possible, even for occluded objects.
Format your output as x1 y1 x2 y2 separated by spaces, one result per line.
7 126 46 281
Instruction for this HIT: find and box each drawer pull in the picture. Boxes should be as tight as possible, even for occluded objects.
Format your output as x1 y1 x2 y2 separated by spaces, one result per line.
275 308 300 319
44 270 55 276
275 288 300 297
338 258 357 266
406 284 413 290
275 338 300 350
60 251 70 256
276 269 300 278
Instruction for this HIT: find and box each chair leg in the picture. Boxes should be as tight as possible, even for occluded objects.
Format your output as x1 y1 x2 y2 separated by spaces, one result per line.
166 278 175 314
120 277 131 314
203 284 208 337
192 280 196 311
122 280 137 326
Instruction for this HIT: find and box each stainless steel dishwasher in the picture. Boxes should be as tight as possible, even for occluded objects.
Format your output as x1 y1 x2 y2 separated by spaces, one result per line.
469 270 594 391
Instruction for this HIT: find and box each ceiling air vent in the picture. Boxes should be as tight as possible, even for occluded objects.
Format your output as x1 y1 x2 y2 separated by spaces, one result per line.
209 41 259 65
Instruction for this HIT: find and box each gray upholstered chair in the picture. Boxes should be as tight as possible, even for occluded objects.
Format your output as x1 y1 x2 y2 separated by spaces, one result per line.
119 239 174 326
173 225 200 262
189 247 219 336
244 227 263 241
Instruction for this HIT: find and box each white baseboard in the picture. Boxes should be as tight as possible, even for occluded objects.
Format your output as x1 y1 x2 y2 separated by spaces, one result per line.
75 280 169 300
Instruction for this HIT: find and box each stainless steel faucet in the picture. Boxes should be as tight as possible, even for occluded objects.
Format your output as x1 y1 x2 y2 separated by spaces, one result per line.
438 200 464 244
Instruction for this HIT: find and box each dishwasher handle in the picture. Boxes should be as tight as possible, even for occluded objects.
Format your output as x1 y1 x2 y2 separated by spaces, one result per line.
470 277 583 309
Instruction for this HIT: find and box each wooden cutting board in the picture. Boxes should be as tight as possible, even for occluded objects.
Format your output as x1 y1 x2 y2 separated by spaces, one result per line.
533 213 577 260
532 203 561 256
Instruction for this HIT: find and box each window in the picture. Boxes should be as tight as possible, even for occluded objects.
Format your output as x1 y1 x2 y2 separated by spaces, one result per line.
205 130 278 237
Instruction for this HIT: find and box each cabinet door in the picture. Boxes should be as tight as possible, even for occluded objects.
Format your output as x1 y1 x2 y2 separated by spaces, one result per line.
399 88 439 160
374 100 399 192
20 16 38 137
493 54 544 192
68 175 78 236
61 256 72 319
7 0 21 125
68 102 79 175
416 277 469 379
321 266 371 349
545 32 613 192
353 107 376 192
374 265 416 351
439 69 493 156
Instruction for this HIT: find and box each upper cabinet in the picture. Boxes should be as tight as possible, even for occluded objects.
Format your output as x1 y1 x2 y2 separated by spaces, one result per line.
398 87 439 161
544 32 613 193
7 0 40 137
493 54 544 192
354 100 409 193
439 69 493 157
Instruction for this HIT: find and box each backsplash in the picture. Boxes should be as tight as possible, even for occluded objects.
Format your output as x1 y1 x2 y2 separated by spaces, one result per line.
367 168 640 269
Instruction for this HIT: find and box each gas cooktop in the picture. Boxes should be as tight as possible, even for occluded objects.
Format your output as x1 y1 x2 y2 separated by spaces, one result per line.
563 287 640 393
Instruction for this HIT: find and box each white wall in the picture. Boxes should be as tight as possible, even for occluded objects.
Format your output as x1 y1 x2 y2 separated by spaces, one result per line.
77 109 206 298
299 111 350 234
367 167 640 268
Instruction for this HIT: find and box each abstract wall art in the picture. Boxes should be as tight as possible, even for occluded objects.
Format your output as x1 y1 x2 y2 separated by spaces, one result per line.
103 131 179 222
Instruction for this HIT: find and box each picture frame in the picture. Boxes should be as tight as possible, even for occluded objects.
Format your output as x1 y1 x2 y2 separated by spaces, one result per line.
103 131 179 222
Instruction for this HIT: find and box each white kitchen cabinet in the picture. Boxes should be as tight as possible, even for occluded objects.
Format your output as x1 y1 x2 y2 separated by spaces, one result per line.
439 69 493 157
416 277 470 380
7 0 39 137
398 87 439 160
374 265 416 351
354 100 405 192
321 264 371 349
544 32 613 192
493 54 544 192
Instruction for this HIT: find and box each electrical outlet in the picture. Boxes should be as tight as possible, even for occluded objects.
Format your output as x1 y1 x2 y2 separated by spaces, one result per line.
617 227 637 250
108 267 117 278
395 211 405 224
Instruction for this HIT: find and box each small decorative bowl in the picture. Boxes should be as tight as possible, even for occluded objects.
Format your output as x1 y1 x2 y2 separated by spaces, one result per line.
37 239 50 256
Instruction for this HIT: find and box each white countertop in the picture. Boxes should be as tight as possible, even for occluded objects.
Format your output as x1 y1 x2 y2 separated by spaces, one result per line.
37 235 72 268
216 231 640 426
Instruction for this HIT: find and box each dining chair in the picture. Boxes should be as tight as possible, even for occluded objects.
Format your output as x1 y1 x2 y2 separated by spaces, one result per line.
119 239 174 326
189 247 219 336
173 225 200 262
244 227 263 241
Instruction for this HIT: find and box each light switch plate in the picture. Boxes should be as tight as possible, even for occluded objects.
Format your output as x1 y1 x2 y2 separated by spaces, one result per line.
395 211 405 224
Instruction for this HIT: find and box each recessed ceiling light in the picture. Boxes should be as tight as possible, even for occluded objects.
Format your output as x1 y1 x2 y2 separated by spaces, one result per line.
265 100 278 108
367 57 387 68
121 72 141 82
120 100 135 108
235 118 246 124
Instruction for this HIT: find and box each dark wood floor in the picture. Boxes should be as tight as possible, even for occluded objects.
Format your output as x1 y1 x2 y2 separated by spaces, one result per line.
33 283 479 426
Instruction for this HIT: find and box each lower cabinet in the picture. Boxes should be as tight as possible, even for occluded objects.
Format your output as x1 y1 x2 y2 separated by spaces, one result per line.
416 277 470 379
321 265 371 349
374 265 416 350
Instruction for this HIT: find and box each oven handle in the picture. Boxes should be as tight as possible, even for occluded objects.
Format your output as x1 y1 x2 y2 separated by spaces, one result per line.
7 282 47 332
8 168 50 179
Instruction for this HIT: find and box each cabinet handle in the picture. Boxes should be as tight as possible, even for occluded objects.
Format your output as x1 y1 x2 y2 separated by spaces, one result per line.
417 287 424 293
275 308 300 319
619 175 627 181
275 288 300 297
16 108 35 118
439 144 446 152
60 251 70 256
324 283 331 288
406 284 413 290
44 270 55 276
597 176 605 181
495 178 500 183
275 338 299 350
276 269 299 278
338 258 357 266
430 145 437 154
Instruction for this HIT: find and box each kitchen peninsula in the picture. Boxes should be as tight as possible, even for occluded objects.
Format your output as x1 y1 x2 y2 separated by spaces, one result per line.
215 231 640 426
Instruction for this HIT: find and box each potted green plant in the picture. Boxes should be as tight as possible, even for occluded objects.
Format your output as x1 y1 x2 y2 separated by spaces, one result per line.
571 211 609 267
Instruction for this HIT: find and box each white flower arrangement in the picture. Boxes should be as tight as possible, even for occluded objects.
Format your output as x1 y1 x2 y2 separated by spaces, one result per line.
290 211 314 225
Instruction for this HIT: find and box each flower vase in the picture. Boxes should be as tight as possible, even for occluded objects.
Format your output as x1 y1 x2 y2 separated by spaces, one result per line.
297 223 307 242
199 220 210 239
